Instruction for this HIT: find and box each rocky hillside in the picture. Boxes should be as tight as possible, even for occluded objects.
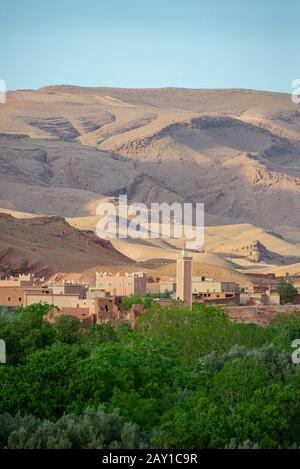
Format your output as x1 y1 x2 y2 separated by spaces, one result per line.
0 86 299 228
0 214 133 278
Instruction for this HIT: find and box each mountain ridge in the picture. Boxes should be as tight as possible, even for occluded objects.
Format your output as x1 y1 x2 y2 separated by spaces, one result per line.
0 85 299 277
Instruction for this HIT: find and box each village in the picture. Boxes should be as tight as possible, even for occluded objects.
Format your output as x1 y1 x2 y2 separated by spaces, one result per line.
1 248 300 328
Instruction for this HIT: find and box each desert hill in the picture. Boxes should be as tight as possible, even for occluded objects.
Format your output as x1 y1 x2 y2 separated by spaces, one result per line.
0 86 299 279
0 212 252 287
0 213 133 279
0 86 300 227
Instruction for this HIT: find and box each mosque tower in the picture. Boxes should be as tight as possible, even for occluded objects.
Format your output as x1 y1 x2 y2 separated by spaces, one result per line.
176 242 193 310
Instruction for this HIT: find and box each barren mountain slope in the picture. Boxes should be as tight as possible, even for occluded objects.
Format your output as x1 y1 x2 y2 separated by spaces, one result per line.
0 86 299 228
0 214 133 278
65 214 300 276
0 86 300 277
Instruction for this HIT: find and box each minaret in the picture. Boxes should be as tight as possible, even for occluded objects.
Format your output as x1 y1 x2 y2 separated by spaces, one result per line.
176 242 193 310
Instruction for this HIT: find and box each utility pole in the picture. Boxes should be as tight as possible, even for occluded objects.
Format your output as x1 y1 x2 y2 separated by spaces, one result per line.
60 230 65 249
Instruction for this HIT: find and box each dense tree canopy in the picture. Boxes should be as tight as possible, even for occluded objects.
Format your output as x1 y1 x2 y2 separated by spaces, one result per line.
276 281 298 304
0 302 300 448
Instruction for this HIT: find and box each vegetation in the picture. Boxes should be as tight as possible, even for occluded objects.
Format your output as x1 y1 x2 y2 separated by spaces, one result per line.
121 293 154 310
121 291 172 311
0 302 300 448
121 294 144 310
145 289 173 299
276 281 298 304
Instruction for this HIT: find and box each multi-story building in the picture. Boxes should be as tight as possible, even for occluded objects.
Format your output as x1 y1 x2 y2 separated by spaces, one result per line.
0 273 44 288
0 285 25 309
192 276 239 295
193 291 240 306
24 288 96 314
0 274 45 310
45 296 144 329
0 273 146 328
50 282 88 299
95 272 147 296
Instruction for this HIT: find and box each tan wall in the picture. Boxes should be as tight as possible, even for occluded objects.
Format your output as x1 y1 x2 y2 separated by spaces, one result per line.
240 293 249 305
45 307 93 324
26 293 95 313
0 286 24 307
52 285 65 295
194 292 240 306
87 289 108 299
146 282 161 293
240 292 280 306
0 274 41 288
192 279 239 294
265 292 281 306
76 298 95 315
25 293 81 308
52 285 87 298
159 281 176 293
0 279 34 287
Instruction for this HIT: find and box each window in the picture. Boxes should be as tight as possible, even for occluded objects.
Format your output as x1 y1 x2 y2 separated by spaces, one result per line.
98 282 105 287
19 297 22 302
118 282 123 287
109 282 113 287
128 282 133 287
8 296 11 302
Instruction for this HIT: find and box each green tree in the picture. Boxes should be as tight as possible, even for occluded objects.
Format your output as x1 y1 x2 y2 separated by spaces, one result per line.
55 315 81 344
0 343 84 419
83 323 118 344
0 303 56 364
209 357 268 412
1 301 300 448
2 406 145 449
0 307 9 317
277 281 297 304
230 384 300 448
142 293 154 309
122 295 143 310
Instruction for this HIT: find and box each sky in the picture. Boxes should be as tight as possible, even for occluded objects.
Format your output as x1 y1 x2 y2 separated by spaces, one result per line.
0 0 299 92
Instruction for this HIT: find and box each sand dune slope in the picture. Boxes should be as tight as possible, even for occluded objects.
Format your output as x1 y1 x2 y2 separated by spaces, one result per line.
0 86 299 277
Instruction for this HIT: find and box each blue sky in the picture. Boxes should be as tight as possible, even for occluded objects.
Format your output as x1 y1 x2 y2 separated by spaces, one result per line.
0 0 299 92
